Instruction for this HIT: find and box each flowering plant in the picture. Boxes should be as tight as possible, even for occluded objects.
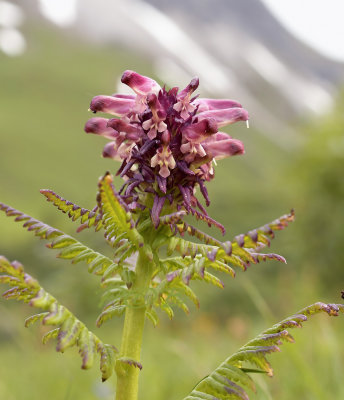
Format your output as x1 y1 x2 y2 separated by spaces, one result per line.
0 70 342 400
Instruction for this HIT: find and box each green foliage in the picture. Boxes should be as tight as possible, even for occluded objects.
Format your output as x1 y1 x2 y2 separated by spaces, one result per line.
184 302 344 400
0 201 131 283
145 211 295 325
0 256 118 381
40 189 103 232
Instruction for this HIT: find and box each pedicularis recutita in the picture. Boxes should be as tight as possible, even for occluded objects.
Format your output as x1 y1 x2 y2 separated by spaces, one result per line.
1 70 343 400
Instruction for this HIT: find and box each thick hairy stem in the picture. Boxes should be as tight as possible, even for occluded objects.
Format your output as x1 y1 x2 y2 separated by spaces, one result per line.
115 251 152 400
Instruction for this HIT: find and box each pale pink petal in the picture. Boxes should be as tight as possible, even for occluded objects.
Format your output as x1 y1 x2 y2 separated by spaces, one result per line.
173 102 182 112
180 142 191 154
142 119 153 130
147 129 157 140
157 121 167 132
150 154 159 167
159 165 170 178
167 155 176 169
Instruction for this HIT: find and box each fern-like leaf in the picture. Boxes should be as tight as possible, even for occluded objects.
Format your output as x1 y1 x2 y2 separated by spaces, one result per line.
40 189 103 231
0 256 118 381
97 173 143 248
0 203 132 283
183 302 344 400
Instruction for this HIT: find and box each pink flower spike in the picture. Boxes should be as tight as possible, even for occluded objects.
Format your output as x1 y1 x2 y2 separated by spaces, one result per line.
193 98 243 112
84 117 117 139
197 107 249 128
89 95 135 116
121 70 161 96
202 132 245 160
182 118 218 143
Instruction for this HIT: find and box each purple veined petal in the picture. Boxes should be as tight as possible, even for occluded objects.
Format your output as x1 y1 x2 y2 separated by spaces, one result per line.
89 95 135 116
197 179 210 206
151 195 166 228
193 98 242 112
176 161 195 176
102 142 121 161
121 70 161 96
202 132 245 160
178 185 191 209
84 117 118 139
197 107 249 128
107 118 143 141
157 175 167 193
182 118 218 143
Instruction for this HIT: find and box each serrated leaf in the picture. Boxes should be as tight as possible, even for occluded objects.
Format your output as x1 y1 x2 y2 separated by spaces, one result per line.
0 256 118 381
184 302 343 400
96 304 126 327
40 189 102 231
98 343 118 382
24 312 49 328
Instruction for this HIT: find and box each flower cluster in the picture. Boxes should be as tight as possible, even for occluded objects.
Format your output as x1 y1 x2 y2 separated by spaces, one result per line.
85 70 248 229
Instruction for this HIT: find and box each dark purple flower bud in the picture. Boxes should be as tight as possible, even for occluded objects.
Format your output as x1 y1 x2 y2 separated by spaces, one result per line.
121 70 160 96
151 195 166 228
89 95 135 116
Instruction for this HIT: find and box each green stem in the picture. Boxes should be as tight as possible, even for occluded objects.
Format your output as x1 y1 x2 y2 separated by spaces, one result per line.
115 251 152 400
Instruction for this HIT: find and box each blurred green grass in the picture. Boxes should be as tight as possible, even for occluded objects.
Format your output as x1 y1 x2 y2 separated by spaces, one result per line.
1 24 344 399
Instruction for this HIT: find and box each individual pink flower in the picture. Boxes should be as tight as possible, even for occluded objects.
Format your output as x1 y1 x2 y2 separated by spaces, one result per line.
142 93 167 140
150 145 176 178
121 70 161 114
173 77 199 120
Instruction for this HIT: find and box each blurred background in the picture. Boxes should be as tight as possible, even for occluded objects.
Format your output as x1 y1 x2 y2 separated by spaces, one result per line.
0 0 344 399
